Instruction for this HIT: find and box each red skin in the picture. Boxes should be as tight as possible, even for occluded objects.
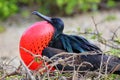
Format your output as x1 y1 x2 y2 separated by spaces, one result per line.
19 21 55 71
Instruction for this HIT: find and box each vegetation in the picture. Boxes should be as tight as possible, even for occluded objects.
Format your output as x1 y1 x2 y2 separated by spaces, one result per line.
0 0 120 80
0 16 120 80
0 0 18 20
0 0 118 20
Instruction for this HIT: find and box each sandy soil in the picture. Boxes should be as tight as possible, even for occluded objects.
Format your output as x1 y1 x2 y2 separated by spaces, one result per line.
0 10 120 66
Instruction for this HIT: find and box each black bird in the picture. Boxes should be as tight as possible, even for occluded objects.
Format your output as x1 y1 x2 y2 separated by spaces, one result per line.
19 11 120 75
32 11 101 53
42 47 120 75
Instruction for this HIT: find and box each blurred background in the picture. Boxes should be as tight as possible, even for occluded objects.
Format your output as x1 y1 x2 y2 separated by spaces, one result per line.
0 0 119 20
0 0 120 62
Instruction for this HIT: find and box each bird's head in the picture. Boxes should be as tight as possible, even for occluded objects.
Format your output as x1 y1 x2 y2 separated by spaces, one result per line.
19 11 64 71
32 11 64 38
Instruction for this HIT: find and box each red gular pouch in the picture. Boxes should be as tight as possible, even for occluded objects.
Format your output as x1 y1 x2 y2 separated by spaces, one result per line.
19 21 55 71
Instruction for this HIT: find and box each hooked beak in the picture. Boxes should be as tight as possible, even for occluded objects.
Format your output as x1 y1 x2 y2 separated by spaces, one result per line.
32 11 52 23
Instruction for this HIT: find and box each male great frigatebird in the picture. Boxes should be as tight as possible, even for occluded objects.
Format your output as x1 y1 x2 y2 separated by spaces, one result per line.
19 11 120 75
19 11 102 71
32 11 101 53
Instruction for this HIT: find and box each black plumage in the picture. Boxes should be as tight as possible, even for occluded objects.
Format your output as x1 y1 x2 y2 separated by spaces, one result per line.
42 47 120 75
49 34 101 53
32 11 101 53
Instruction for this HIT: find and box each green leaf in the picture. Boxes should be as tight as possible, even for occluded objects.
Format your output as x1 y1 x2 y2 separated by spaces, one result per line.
56 0 65 7
91 4 98 11
80 3 90 12
107 0 116 8
65 0 77 15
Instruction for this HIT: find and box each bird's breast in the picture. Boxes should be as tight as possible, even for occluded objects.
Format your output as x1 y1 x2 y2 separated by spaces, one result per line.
19 21 55 70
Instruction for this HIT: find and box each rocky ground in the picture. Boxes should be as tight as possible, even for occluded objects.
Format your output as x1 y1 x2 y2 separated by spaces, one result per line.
0 10 120 67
